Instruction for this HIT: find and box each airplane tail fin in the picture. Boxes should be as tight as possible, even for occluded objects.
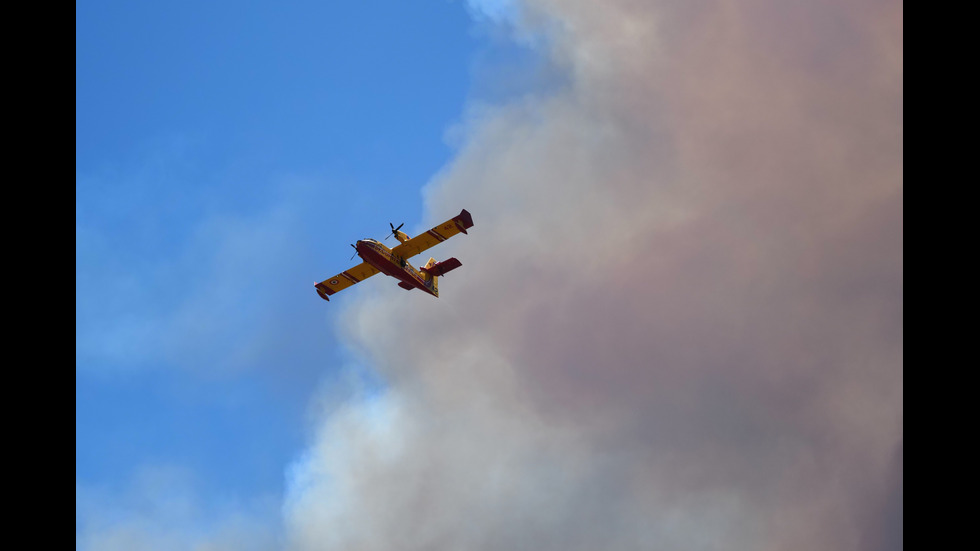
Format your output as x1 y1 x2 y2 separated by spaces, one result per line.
420 257 462 297
422 258 439 296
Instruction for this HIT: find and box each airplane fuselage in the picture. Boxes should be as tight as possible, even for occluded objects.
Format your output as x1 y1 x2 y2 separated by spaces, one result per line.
355 239 437 296
314 209 472 302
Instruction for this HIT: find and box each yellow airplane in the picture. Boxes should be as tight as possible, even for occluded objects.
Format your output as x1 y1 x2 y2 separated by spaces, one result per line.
314 209 474 301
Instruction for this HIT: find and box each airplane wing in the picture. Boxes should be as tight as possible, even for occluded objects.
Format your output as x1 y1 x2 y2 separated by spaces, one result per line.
314 261 380 301
391 209 474 260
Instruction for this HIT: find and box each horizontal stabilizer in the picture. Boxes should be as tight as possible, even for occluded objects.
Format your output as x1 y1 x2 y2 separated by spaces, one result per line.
420 257 462 277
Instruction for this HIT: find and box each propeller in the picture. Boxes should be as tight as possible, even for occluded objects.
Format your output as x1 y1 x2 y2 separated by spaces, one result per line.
349 243 358 260
386 222 405 241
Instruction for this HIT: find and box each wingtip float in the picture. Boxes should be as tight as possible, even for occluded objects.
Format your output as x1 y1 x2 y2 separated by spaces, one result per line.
314 209 474 302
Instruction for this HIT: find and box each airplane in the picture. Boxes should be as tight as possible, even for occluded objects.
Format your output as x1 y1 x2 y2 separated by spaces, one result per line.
314 209 474 301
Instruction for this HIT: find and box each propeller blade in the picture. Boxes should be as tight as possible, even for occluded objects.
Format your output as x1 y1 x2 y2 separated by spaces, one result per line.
350 243 358 260
386 222 405 240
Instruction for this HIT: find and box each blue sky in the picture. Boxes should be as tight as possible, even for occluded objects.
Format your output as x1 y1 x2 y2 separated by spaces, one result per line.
76 0 535 540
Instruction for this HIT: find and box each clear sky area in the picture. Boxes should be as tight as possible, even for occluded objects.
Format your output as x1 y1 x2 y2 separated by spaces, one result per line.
77 0 504 535
77 1 902 549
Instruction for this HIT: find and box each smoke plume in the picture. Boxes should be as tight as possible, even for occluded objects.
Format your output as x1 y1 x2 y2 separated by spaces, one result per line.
286 0 903 549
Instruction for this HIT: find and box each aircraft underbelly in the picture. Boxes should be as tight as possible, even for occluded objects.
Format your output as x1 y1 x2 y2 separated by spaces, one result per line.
358 246 436 296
